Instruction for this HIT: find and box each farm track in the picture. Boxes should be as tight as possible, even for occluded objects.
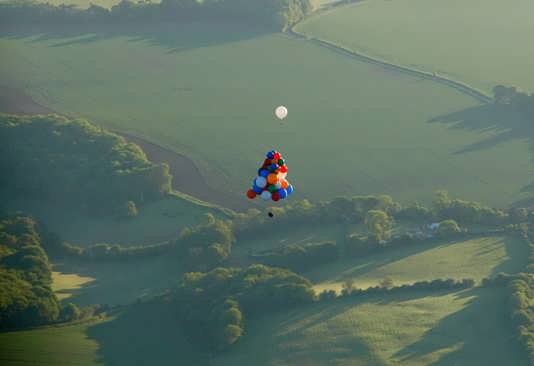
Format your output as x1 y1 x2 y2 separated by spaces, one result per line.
287 11 493 104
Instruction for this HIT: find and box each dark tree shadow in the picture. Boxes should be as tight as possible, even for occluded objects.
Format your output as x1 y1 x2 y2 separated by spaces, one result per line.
220 289 464 366
53 256 185 307
489 235 531 278
305 239 459 284
428 103 534 206
394 287 528 366
0 20 274 55
87 301 211 366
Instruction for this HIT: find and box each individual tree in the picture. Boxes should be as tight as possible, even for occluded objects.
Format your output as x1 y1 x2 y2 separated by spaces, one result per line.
435 219 461 237
60 303 81 322
125 200 139 218
380 277 394 289
492 85 518 104
364 210 393 242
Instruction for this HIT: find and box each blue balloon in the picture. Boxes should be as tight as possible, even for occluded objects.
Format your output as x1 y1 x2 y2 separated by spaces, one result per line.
270 163 278 171
279 189 288 199
252 185 263 194
255 176 267 188
259 169 269 177
266 151 275 159
287 184 294 195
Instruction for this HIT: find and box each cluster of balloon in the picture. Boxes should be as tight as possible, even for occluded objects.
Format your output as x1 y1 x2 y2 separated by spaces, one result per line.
246 150 294 204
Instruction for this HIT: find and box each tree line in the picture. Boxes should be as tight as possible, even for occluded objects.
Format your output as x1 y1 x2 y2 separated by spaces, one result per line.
0 114 171 216
0 0 311 31
41 191 525 271
252 240 339 272
493 226 534 364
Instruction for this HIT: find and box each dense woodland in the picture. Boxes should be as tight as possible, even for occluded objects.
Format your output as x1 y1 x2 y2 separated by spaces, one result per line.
0 213 80 329
0 0 311 30
173 264 315 350
0 114 171 215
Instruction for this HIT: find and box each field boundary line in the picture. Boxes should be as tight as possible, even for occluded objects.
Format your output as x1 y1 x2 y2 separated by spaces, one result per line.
287 18 493 104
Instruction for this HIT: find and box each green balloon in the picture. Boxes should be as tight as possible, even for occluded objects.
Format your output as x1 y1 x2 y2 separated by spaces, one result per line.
278 159 285 166
268 185 278 193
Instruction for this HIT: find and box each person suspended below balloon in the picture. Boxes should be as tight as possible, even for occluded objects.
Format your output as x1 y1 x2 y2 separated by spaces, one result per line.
246 150 294 217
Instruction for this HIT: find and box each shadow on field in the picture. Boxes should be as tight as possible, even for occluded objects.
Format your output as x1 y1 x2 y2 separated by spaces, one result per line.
305 239 458 284
223 289 460 366
226 299 386 366
428 104 534 206
394 287 527 366
489 236 531 278
87 301 211 366
0 21 273 54
53 257 184 307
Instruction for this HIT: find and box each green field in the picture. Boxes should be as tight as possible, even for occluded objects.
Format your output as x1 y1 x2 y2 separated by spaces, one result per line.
0 321 104 366
307 235 529 292
2 288 523 366
52 270 95 301
6 193 218 245
51 255 187 306
1 22 533 206
295 0 534 94
215 288 526 366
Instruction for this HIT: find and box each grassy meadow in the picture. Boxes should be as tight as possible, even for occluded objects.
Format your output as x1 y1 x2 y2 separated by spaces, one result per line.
2 288 524 366
0 321 104 366
6 193 220 246
1 22 533 206
51 255 188 306
295 0 534 94
52 270 95 301
308 235 530 293
215 287 526 366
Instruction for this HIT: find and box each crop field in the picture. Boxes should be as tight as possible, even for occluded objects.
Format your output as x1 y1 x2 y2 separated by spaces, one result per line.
295 0 534 94
307 235 529 293
215 287 526 366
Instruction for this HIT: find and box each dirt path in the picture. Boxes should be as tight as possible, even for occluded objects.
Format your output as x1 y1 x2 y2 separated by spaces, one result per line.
0 86 246 211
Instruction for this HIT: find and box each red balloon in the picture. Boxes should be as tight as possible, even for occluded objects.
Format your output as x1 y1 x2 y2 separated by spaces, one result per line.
273 152 281 160
279 166 288 173
272 192 280 201
246 189 257 199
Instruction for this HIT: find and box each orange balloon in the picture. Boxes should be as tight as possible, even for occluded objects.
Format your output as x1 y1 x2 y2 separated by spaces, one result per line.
281 180 289 189
267 174 278 185
246 189 256 199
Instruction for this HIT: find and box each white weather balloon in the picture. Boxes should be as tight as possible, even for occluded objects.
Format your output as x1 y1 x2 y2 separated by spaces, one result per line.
275 105 288 120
